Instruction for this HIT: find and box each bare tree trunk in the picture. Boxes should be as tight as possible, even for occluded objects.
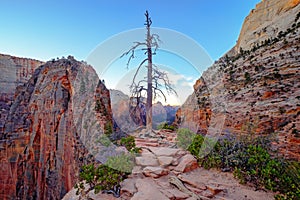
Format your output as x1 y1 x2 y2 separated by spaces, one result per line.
145 11 153 131
121 11 176 132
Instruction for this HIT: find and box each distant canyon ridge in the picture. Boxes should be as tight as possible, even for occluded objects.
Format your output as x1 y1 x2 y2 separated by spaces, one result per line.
110 89 179 132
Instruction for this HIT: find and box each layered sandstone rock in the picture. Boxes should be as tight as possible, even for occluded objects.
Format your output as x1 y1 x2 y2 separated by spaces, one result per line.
236 0 300 52
0 56 113 199
176 4 300 160
0 54 44 133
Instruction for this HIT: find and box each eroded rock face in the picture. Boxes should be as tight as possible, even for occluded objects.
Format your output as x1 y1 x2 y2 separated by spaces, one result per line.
0 54 44 133
236 0 300 52
176 6 300 160
0 57 112 199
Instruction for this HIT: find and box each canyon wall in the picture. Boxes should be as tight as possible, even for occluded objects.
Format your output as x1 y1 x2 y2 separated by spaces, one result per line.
0 54 44 133
0 56 112 199
236 0 300 51
176 0 300 160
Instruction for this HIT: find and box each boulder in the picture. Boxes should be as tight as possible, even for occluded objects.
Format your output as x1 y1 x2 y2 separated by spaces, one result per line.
157 156 173 166
148 146 180 157
174 154 198 173
120 178 138 196
142 166 169 178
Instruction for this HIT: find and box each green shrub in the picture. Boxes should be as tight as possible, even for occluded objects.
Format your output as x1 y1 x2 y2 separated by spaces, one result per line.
176 128 197 150
272 161 300 199
76 163 129 194
120 135 135 151
97 134 111 147
186 134 203 155
200 153 222 169
76 135 139 197
106 153 135 173
120 135 141 153
177 128 221 169
104 122 113 135
194 137 223 169
157 122 176 131
185 131 300 199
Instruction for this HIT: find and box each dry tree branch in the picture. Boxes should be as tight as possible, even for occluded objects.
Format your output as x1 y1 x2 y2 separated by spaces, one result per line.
152 67 178 98
130 58 148 89
151 34 161 54
120 42 147 69
152 86 167 102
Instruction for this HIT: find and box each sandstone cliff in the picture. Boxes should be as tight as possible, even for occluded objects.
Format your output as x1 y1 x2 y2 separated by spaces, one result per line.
176 0 300 160
236 0 300 52
0 56 112 199
0 54 44 133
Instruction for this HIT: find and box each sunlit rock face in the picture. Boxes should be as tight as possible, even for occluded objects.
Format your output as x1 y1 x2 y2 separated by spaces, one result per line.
176 1 300 160
236 0 300 52
0 56 113 199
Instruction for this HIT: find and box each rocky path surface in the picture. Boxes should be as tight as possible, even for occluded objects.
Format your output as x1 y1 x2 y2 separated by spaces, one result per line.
64 130 275 200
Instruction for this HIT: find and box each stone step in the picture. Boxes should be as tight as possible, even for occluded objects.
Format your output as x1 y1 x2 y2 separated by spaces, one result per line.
136 142 159 147
135 138 158 142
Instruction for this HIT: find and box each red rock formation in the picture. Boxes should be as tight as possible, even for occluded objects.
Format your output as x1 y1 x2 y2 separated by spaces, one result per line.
0 57 113 199
176 4 300 160
0 54 44 133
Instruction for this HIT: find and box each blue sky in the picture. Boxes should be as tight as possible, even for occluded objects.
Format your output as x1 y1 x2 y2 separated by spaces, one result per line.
0 0 261 105
0 0 261 61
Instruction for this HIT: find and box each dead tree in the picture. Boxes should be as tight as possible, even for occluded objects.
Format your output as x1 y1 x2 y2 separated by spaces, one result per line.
121 10 177 131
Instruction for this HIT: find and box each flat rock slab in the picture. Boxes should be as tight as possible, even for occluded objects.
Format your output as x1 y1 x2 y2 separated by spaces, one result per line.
131 166 143 175
142 166 169 178
131 178 169 200
157 156 173 166
136 142 159 147
135 156 158 166
148 147 180 157
135 150 158 166
176 168 275 200
178 173 207 190
161 188 191 199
